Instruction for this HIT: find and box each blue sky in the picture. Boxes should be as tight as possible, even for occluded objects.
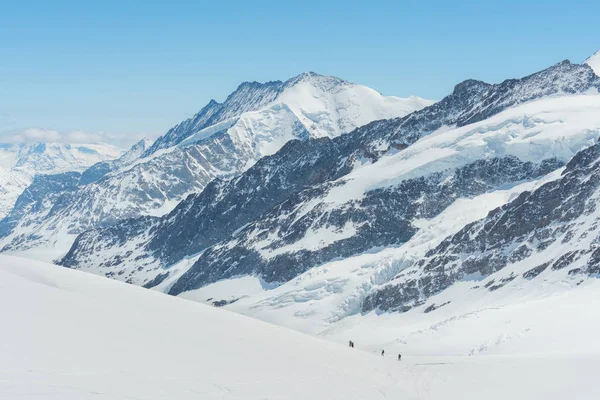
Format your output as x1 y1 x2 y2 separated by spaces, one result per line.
1 0 599 147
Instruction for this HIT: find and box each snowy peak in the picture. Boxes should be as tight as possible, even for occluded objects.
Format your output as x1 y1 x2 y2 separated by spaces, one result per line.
56 59 600 290
145 72 431 155
451 59 600 127
78 138 152 185
119 138 152 163
584 49 600 75
144 79 284 155
0 72 431 260
282 71 352 92
450 79 491 97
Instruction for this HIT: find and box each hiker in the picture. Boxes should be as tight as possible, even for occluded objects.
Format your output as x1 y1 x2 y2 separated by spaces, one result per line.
349 340 353 348
381 350 385 356
398 354 402 361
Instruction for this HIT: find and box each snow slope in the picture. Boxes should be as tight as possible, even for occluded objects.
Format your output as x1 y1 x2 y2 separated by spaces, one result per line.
584 49 600 75
1 254 598 400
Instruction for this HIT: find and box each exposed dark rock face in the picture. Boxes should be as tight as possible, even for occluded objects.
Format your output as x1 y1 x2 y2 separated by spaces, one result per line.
59 137 352 276
168 157 562 295
363 141 600 313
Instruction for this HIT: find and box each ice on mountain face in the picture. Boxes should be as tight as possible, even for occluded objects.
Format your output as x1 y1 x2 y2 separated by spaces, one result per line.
215 169 566 330
144 80 284 155
1 73 430 261
168 156 563 295
363 139 600 314
584 49 600 76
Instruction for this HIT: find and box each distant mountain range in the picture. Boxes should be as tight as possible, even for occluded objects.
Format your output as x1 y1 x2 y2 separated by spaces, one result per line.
0 142 122 218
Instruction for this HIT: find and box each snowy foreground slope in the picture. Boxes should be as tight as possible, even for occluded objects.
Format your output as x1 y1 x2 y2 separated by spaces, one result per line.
1 255 599 400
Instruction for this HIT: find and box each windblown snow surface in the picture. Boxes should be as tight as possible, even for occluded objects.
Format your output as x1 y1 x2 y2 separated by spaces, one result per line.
1 255 598 400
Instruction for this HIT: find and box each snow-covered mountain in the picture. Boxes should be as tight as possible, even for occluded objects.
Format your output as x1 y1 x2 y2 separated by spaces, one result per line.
57 60 600 294
0 170 30 220
364 138 600 313
584 49 600 75
2 254 599 399
145 72 432 156
0 72 431 260
0 142 122 218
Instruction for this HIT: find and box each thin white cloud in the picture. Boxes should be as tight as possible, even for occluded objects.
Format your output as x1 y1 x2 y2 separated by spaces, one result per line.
11 128 63 143
0 128 157 149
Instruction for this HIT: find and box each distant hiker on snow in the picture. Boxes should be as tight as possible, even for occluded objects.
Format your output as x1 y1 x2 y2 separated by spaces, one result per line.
349 340 354 348
381 350 385 356
398 354 402 361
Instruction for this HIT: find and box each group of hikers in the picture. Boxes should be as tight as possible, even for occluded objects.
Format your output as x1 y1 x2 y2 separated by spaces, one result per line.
349 340 401 361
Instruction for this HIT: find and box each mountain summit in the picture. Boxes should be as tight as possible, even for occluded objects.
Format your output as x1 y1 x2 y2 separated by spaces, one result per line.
145 72 431 155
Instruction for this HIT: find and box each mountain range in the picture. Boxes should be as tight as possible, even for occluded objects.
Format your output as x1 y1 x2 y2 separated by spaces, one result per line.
2 53 600 360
